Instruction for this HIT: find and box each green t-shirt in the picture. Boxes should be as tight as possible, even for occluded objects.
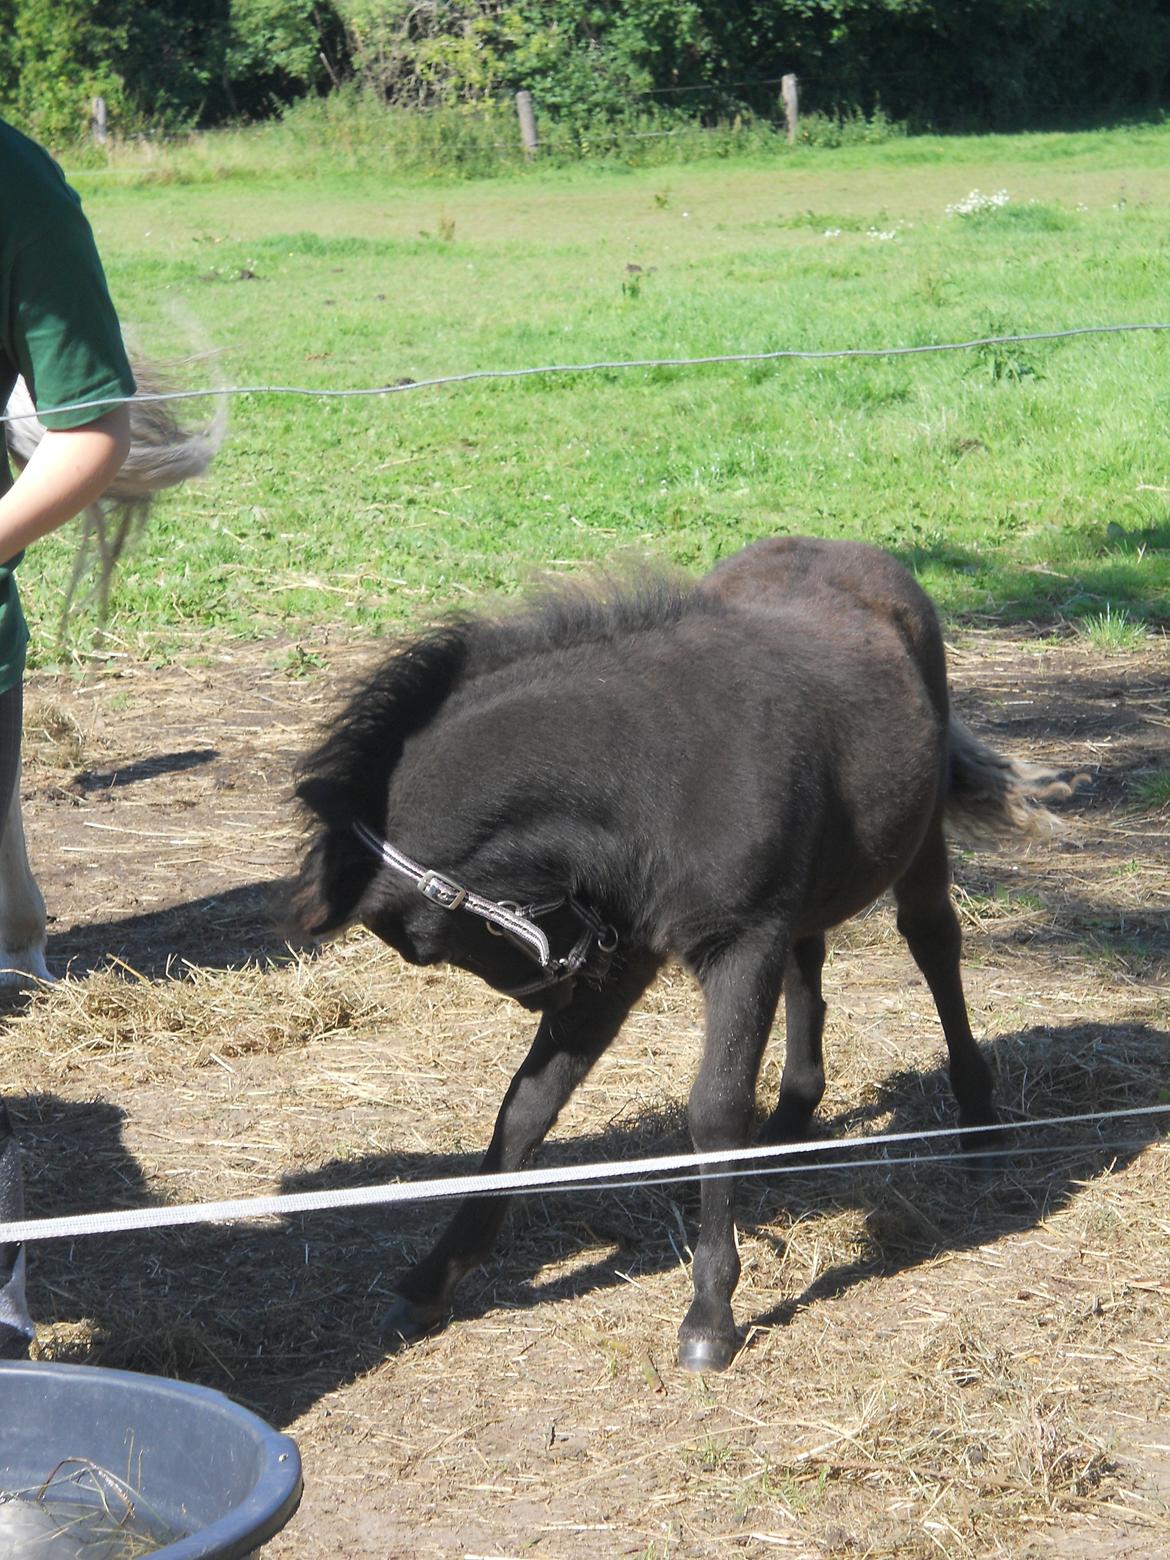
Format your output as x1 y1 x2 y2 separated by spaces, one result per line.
0 117 137 692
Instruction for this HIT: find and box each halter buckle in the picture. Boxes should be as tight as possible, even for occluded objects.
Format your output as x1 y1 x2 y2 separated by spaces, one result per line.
419 871 467 910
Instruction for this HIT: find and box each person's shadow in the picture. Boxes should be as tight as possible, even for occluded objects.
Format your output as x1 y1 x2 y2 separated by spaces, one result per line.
15 1018 1168 1428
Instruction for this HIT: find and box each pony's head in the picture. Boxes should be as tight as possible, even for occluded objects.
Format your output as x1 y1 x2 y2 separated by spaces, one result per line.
286 572 693 1005
353 831 611 1013
286 621 471 942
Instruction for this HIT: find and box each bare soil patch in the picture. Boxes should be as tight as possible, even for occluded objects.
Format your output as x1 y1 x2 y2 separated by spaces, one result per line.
6 628 1169 1559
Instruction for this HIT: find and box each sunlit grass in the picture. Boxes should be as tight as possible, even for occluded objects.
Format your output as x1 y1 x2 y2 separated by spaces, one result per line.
20 119 1170 664
1132 769 1170 810
1073 604 1150 649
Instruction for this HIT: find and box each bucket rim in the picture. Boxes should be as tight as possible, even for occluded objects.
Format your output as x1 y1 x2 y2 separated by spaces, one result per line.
0 1358 303 1560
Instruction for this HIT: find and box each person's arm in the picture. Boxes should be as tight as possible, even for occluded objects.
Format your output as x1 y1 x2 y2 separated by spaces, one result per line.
0 404 130 564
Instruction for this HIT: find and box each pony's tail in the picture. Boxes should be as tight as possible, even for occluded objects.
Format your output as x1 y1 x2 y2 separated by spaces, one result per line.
944 715 1079 842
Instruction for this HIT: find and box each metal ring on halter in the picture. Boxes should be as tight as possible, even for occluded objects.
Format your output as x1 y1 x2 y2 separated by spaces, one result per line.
485 901 528 937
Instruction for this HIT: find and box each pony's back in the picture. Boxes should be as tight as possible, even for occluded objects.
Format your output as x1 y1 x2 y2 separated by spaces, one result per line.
698 535 949 710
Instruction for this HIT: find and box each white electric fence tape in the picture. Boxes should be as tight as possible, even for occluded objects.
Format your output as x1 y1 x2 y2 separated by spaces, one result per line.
1 1104 1165 1246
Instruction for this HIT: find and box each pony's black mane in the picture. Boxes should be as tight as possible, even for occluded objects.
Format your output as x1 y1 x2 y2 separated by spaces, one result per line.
463 569 699 680
296 569 704 833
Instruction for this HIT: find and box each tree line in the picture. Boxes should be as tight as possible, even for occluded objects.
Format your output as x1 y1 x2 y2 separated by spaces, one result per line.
3 0 1168 147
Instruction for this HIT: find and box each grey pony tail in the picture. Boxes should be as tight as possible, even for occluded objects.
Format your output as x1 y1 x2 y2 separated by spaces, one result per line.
944 715 1081 842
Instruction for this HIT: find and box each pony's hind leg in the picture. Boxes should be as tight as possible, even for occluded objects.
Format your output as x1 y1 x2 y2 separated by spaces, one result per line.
893 820 999 1152
760 933 827 1144
383 952 661 1347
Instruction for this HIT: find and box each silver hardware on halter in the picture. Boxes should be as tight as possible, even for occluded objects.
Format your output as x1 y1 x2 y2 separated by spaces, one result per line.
350 819 618 998
419 872 467 910
484 901 521 934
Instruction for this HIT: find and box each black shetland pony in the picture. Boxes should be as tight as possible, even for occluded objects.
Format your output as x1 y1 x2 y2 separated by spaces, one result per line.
288 536 1069 1373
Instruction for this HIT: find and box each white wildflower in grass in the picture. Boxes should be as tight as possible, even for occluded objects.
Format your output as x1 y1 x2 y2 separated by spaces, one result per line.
823 227 843 238
946 188 1011 217
866 226 898 240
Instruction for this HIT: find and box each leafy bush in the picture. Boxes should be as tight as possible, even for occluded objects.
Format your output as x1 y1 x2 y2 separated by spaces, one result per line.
0 0 343 144
2 0 1168 147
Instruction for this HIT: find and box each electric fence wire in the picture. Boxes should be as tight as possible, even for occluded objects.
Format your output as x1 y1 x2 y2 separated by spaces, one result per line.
4 322 1170 426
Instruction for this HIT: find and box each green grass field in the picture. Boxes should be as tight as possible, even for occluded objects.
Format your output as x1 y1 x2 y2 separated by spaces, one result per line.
22 119 1170 665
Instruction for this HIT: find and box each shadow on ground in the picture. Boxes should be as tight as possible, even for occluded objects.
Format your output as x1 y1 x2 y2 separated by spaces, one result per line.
893 536 1170 624
68 747 220 795
15 1019 1169 1428
43 880 297 980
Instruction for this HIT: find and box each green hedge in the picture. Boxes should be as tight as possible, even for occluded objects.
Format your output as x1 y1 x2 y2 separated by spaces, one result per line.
3 0 1167 148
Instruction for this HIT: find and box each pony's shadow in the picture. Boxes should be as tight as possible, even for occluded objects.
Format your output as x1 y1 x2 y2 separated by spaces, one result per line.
43 879 297 981
16 1019 1166 1427
273 1016 1170 1392
741 1020 1167 1333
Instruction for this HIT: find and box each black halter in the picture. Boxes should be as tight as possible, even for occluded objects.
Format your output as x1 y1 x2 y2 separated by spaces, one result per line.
351 821 618 998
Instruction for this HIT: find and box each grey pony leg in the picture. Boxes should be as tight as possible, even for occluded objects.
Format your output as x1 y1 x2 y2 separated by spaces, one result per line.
0 681 35 1356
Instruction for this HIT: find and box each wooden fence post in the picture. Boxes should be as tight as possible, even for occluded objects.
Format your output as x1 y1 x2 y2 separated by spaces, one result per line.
515 90 538 158
781 74 799 143
91 95 108 145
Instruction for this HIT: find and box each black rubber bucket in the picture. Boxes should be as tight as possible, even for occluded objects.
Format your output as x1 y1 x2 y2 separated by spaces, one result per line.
0 1359 302 1558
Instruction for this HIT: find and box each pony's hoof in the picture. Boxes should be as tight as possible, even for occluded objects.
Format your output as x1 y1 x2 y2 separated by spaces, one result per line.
677 1335 739 1374
960 1122 1009 1178
380 1295 444 1348
0 1324 32 1361
757 1114 808 1147
964 1150 1010 1183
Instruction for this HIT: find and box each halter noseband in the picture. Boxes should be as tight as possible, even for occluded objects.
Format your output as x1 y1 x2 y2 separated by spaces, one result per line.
351 821 617 998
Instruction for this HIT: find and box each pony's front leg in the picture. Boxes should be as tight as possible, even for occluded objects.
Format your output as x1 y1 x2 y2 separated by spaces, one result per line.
0 766 50 987
383 953 660 1346
679 928 787 1373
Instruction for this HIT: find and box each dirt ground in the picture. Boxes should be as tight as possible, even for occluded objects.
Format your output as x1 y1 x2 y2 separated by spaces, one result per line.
4 625 1169 1559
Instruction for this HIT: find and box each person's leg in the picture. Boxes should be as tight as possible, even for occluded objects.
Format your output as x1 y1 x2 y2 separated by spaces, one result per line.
0 681 35 1357
0 1101 32 1356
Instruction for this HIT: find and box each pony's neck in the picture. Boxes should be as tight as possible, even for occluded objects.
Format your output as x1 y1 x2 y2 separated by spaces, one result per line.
389 680 639 904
